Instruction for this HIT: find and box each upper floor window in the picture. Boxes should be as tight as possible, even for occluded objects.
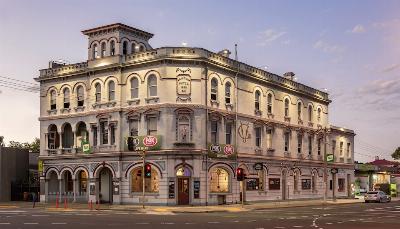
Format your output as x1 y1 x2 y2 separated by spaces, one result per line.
50 90 57 110
347 143 351 158
317 108 322 122
210 120 218 144
211 78 218 101
266 129 273 149
101 42 106 57
148 75 157 97
108 81 115 101
225 122 232 144
122 41 128 55
93 44 98 59
332 140 336 154
340 141 344 157
297 102 302 120
317 138 322 155
99 119 108 145
284 98 290 117
225 82 231 104
308 135 313 155
131 43 136 54
95 83 101 103
129 118 139 137
110 40 115 56
63 88 70 109
308 105 313 122
177 115 190 142
284 132 290 152
267 93 273 114
77 86 84 107
255 127 262 147
297 134 303 154
147 116 157 136
255 90 261 111
130 78 139 99
139 45 145 52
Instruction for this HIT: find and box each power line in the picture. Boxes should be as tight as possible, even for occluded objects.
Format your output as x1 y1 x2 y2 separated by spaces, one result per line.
0 75 38 86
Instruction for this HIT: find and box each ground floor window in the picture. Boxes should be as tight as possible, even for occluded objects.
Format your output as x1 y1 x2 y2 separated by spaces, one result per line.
302 179 311 190
269 178 280 190
131 167 159 193
246 178 260 191
78 171 87 194
338 178 345 192
210 168 229 193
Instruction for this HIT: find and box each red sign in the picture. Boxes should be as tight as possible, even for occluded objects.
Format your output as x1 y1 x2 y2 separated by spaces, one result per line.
224 145 234 155
143 136 158 147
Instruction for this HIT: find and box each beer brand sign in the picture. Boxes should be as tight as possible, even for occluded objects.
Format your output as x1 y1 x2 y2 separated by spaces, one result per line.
208 143 236 159
176 74 191 95
124 135 162 151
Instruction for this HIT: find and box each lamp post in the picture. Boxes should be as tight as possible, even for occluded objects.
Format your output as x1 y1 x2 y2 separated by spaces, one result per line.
141 150 146 209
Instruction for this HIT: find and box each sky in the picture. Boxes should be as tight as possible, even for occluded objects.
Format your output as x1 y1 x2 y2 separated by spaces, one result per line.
0 0 399 162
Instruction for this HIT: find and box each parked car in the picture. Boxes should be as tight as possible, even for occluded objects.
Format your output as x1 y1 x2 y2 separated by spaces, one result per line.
364 191 391 203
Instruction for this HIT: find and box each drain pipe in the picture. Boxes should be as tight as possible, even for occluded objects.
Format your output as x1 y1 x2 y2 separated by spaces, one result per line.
205 64 209 206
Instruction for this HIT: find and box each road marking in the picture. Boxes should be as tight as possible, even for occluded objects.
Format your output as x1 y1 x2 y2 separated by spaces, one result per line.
24 222 39 225
115 212 129 215
185 223 196 224
136 222 149 224
208 222 220 224
32 215 50 217
52 223 67 225
76 213 92 216
0 223 10 225
293 226 303 228
0 210 26 213
232 220 240 223
162 222 175 224
325 223 333 225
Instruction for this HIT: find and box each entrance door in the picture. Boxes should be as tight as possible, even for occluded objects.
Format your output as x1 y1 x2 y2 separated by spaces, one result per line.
99 168 112 203
282 171 287 200
178 178 190 205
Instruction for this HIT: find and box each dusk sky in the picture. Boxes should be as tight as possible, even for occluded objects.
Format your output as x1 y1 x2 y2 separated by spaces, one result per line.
0 0 399 162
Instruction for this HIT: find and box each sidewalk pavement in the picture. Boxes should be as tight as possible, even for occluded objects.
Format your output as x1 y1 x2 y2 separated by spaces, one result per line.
1 197 399 214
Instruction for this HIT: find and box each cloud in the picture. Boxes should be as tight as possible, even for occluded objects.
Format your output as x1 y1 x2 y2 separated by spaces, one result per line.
257 29 286 46
358 78 400 96
382 63 400 73
313 40 344 54
372 19 400 29
349 24 366 33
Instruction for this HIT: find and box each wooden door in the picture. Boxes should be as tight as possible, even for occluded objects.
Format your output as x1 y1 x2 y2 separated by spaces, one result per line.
178 178 189 205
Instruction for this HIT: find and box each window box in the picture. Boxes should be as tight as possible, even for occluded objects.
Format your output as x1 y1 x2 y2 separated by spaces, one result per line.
210 99 219 106
47 109 57 115
225 103 233 110
127 98 140 105
254 109 262 116
267 113 274 119
284 116 291 122
104 101 117 107
298 119 303 125
60 108 71 114
284 151 291 157
266 148 275 156
74 106 86 112
308 122 314 127
145 97 159 104
254 148 263 155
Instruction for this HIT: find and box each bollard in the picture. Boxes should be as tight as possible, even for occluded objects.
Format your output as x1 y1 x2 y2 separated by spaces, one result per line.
56 193 59 208
64 197 67 209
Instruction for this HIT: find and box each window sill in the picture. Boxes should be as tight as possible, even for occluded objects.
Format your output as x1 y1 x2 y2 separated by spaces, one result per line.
255 148 263 155
127 98 140 105
284 151 291 157
284 116 291 122
308 122 314 127
145 97 159 104
298 119 303 125
173 142 195 147
210 99 219 106
60 108 71 114
267 113 274 119
92 101 116 109
47 109 58 115
225 103 233 110
74 106 86 112
297 153 304 159
254 109 262 116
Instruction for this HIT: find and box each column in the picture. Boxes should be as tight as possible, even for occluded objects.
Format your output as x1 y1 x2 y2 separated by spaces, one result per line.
57 132 62 155
72 178 77 202
72 131 77 154
41 177 47 203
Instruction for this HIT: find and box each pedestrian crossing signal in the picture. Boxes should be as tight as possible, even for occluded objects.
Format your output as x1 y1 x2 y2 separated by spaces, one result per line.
145 164 151 178
236 168 244 181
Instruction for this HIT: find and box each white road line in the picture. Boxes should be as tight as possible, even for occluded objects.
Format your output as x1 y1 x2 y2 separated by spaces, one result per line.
115 212 129 215
52 223 67 225
24 222 39 225
136 222 149 224
32 215 50 217
325 223 333 225
232 220 240 223
208 222 220 224
162 222 175 224
293 226 304 228
185 222 196 224
0 223 10 225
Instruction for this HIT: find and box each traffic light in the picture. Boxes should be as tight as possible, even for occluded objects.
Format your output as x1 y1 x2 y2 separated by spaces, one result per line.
127 136 135 151
145 163 151 178
236 168 244 181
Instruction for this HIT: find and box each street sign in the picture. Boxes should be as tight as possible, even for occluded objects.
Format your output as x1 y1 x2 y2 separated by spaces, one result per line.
38 160 43 173
254 163 263 170
82 140 90 154
124 135 162 151
207 143 236 159
331 168 338 174
326 154 334 163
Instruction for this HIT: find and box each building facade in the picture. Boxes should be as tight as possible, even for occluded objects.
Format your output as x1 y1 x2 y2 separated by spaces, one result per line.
36 23 355 205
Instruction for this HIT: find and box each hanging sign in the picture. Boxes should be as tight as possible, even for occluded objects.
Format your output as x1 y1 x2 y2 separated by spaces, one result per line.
326 154 334 163
125 135 162 151
254 163 263 170
82 140 91 154
208 143 236 159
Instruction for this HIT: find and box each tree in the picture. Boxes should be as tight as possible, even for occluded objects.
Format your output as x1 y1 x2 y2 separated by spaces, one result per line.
7 138 40 152
392 147 400 160
0 136 4 146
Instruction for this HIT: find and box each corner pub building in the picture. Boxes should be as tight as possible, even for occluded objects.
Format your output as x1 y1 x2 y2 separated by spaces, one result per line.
36 23 355 205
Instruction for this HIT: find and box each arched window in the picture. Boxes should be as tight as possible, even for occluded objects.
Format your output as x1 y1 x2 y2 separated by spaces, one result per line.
131 43 136 54
211 78 218 101
77 86 84 107
122 41 128 55
317 108 322 122
76 122 88 151
284 98 290 117
63 88 70 109
110 40 115 56
92 44 98 59
63 171 73 193
130 78 139 99
297 102 302 120
101 42 106 57
50 90 57 110
210 168 229 193
177 115 190 142
293 170 299 191
62 123 73 149
225 82 231 104
312 172 317 192
147 75 157 97
108 81 115 101
95 83 101 103
48 124 59 149
267 93 273 114
130 167 159 193
308 105 313 122
139 45 145 52
176 167 191 177
77 171 87 194
255 90 261 110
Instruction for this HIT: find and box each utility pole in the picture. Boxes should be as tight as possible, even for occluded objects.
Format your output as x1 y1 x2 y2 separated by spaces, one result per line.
142 150 145 209
323 127 328 204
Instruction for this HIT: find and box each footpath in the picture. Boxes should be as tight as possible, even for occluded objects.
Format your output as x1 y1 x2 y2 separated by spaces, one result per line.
1 197 398 214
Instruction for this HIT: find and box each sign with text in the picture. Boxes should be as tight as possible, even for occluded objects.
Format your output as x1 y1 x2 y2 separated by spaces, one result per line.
176 74 191 95
253 163 263 171
207 143 236 159
38 160 43 173
81 140 91 154
124 135 162 151
326 154 334 163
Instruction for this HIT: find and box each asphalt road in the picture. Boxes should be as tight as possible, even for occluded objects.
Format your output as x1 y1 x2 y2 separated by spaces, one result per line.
1 201 400 229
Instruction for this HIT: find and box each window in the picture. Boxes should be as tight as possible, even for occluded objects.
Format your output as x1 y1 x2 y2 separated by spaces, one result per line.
340 141 344 157
284 98 289 117
129 118 139 136
297 134 302 154
147 116 157 136
297 102 302 120
63 88 70 109
302 179 311 190
210 168 229 193
347 143 351 158
62 123 73 148
76 122 88 148
210 121 218 144
269 178 280 190
225 122 232 144
294 171 299 191
148 75 157 97
178 115 190 142
77 86 84 107
131 43 136 54
101 42 106 57
317 138 322 155
95 83 101 103
100 119 108 145
211 78 218 101
225 82 231 104
332 140 336 154
246 178 260 191
338 178 345 192
329 179 333 190
50 90 57 110
267 94 273 114
122 41 128 55
130 78 139 99
139 45 145 52
308 136 313 155
93 44 98 59
312 173 316 191
47 124 59 149
255 90 261 110
317 108 321 122
308 105 313 122
108 81 115 101
131 167 159 193
110 124 115 145
110 40 115 56
78 171 87 194
92 126 98 146
255 127 262 147
266 129 273 149
284 132 290 152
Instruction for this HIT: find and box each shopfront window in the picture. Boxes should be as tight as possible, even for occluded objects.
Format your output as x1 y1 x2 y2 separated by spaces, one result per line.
302 179 311 190
210 168 229 193
131 167 159 193
269 178 280 190
338 178 345 192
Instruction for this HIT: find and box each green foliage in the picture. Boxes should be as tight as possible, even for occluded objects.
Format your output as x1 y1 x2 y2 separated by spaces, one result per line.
7 138 40 152
391 147 400 160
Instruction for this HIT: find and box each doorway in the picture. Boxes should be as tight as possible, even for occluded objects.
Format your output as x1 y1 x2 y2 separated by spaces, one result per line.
99 168 112 203
282 170 287 200
178 178 190 205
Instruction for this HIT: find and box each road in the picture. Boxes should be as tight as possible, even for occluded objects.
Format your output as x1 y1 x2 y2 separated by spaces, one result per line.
1 201 400 228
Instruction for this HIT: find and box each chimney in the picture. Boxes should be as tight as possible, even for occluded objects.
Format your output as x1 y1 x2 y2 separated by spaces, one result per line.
283 72 295 80
375 156 380 161
218 49 231 58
